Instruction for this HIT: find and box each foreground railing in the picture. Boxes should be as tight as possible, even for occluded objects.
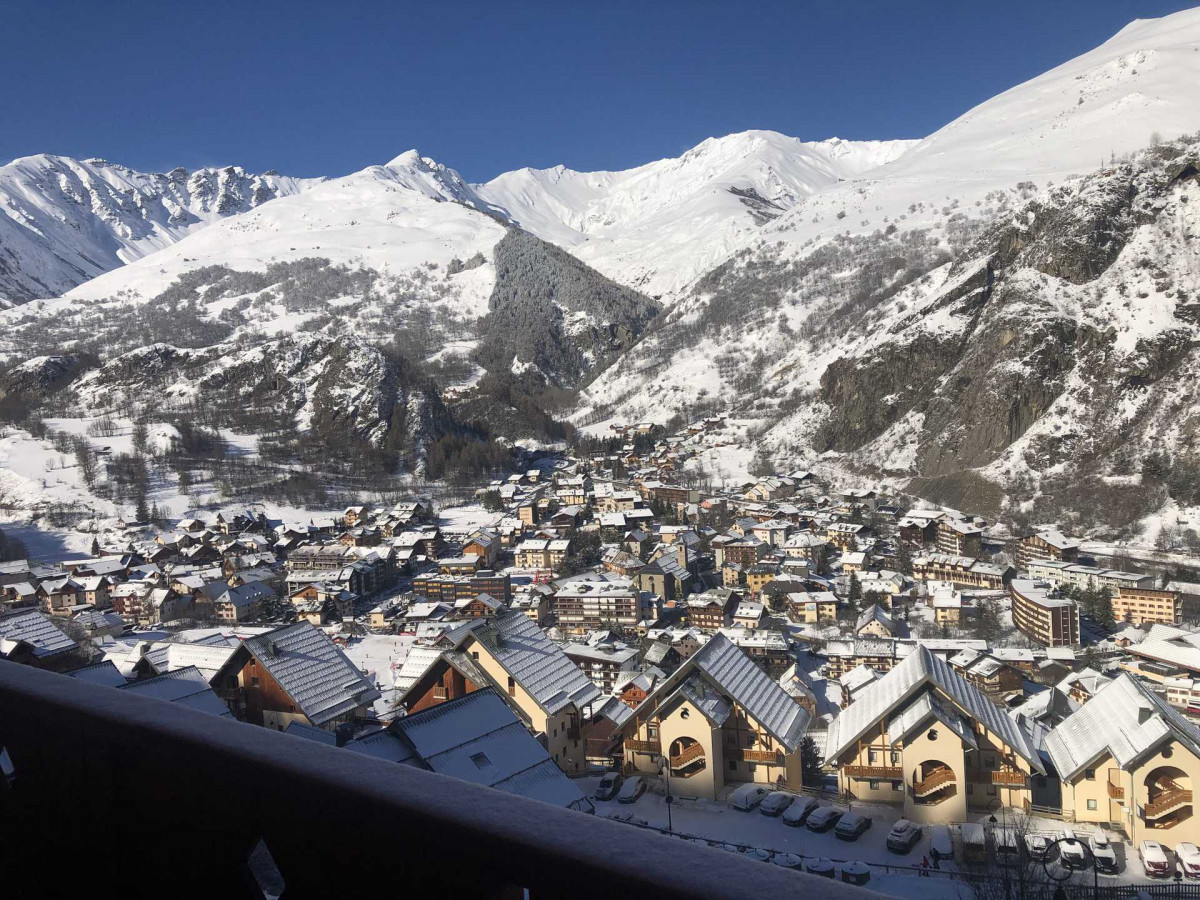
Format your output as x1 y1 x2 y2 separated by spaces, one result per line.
0 663 882 899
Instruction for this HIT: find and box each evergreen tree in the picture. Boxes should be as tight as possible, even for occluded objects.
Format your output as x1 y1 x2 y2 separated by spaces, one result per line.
848 570 862 606
135 489 150 524
973 596 1003 644
800 736 823 785
90 536 100 557
895 541 913 576
1095 586 1116 629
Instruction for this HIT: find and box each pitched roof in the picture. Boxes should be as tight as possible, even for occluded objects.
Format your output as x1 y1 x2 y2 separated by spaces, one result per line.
118 666 232 717
644 632 810 753
239 622 381 727
824 645 1043 772
462 612 602 716
1044 674 1200 782
0 610 78 659
391 689 586 809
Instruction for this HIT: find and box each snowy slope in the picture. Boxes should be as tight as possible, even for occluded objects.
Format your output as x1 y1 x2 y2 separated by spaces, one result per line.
578 6 1200 426
477 131 914 297
61 151 509 322
0 154 320 303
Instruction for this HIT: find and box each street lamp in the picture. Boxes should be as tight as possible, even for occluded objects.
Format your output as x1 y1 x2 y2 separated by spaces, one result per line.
659 754 674 834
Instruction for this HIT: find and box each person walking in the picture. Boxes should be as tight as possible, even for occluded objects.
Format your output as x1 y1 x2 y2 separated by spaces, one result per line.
920 856 930 877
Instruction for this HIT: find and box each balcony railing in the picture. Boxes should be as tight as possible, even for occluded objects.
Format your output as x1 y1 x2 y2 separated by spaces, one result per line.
670 742 706 768
0 664 869 899
991 769 1028 787
1107 781 1125 801
1144 789 1193 820
624 738 662 754
843 764 902 780
738 749 784 766
913 767 956 798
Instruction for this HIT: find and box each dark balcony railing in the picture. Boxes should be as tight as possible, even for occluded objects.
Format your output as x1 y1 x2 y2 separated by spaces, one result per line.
0 664 874 899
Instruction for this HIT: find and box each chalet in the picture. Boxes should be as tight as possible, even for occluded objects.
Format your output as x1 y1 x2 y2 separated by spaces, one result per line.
777 663 818 716
515 539 552 569
1045 674 1200 847
615 666 668 708
450 592 504 620
743 477 796 502
686 589 738 632
825 646 1044 824
562 642 641 693
820 638 900 679
947 649 1023 701
826 522 866 551
0 610 84 671
720 627 792 676
855 604 896 639
399 611 603 774
898 513 942 548
288 582 355 625
731 600 766 630
744 563 777 596
213 582 274 623
1058 667 1113 705
459 531 497 564
786 591 838 625
343 505 369 527
617 633 811 800
212 622 379 731
37 576 83 616
368 596 405 630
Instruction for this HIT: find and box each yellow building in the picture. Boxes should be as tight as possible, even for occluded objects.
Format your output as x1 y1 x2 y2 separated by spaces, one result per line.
825 646 1043 825
1112 587 1182 626
618 633 811 801
1045 673 1200 848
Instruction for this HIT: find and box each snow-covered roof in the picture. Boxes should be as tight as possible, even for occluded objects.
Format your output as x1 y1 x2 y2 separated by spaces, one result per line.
118 666 232 718
237 622 381 727
464 611 603 716
391 689 586 809
0 610 78 659
824 645 1042 772
1045 674 1200 782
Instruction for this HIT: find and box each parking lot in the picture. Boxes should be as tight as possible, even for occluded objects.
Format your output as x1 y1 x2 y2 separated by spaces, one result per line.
580 775 1186 894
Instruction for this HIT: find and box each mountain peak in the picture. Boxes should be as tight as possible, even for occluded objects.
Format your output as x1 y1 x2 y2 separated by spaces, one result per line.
385 149 427 170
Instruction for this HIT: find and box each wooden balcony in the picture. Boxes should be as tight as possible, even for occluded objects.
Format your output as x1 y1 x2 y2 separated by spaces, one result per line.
991 769 1028 787
670 742 706 769
1144 788 1193 820
843 765 902 780
1107 781 1125 801
623 738 661 754
738 748 784 766
913 767 956 798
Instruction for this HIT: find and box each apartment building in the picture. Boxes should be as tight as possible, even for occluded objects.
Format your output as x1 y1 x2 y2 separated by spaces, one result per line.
936 519 984 559
1112 586 1182 626
1017 529 1080 569
913 553 1011 590
1025 559 1156 593
1010 579 1080 648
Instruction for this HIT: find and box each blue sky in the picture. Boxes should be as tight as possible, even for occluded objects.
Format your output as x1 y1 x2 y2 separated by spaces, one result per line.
3 0 1193 181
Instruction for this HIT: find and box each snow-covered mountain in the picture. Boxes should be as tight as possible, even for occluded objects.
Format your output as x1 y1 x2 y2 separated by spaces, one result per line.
573 7 1200 532
476 131 915 298
0 155 320 304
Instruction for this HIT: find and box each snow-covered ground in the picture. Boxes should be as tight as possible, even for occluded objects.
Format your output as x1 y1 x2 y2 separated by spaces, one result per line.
340 633 416 720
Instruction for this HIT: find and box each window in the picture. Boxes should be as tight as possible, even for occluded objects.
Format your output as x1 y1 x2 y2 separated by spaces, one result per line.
869 780 879 790
985 754 996 768
987 785 997 796
747 764 756 774
868 749 877 763
470 752 493 770
648 724 659 740
433 686 447 700
1087 799 1098 811
892 781 903 792
507 676 516 696
729 760 737 771
251 676 259 687
471 652 479 660
890 751 900 765
1085 768 1096 781
680 708 690 719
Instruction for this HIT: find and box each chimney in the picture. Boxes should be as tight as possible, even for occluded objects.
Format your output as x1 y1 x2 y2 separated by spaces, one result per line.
1138 705 1153 725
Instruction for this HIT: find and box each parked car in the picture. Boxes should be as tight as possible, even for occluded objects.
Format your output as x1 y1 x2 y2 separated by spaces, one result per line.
806 806 844 832
930 826 954 862
834 812 872 841
1178 843 1200 878
887 819 922 853
617 776 645 804
729 783 771 811
1061 828 1087 868
594 772 623 801
1140 840 1171 878
782 796 820 827
1025 833 1051 862
758 791 795 817
1089 832 1118 873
